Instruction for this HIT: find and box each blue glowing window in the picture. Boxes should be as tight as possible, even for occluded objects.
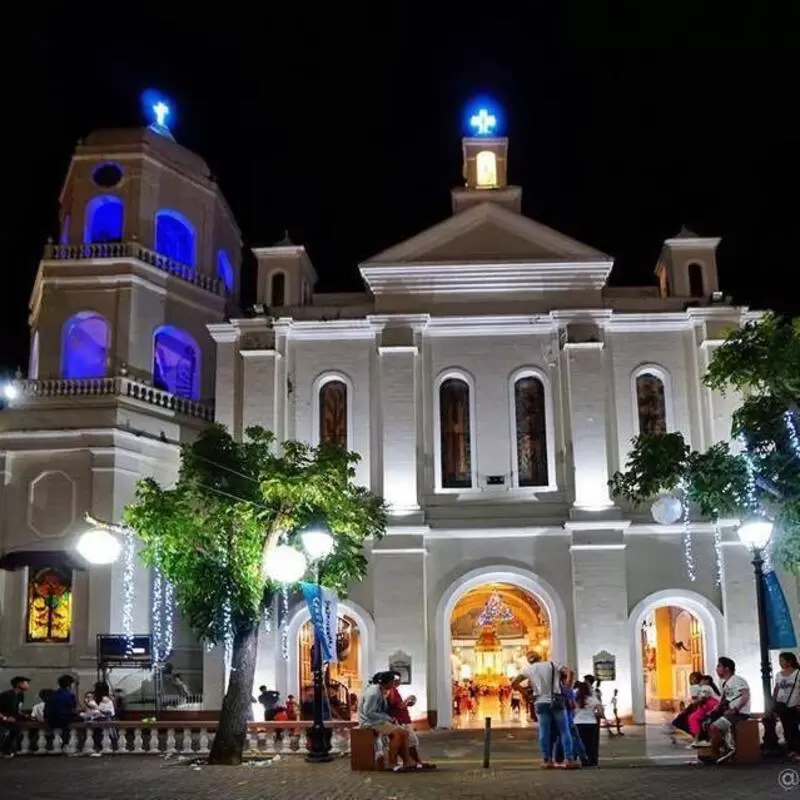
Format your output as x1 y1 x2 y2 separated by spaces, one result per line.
85 195 124 243
61 312 110 379
217 250 234 293
154 210 195 267
153 325 201 400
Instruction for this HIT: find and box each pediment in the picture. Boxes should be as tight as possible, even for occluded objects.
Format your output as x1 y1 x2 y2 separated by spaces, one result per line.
362 202 610 266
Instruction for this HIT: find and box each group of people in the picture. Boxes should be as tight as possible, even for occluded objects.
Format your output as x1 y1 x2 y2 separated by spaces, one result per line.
511 651 605 769
0 674 118 758
357 670 435 772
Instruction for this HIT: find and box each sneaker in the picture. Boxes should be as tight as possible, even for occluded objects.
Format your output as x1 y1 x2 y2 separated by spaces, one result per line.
564 760 581 770
716 749 735 764
690 740 708 748
539 761 554 770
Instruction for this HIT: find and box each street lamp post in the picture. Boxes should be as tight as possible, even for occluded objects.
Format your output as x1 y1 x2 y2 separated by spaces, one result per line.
737 519 774 713
264 521 336 764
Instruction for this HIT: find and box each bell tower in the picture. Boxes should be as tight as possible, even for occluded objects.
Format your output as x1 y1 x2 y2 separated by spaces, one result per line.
451 107 522 215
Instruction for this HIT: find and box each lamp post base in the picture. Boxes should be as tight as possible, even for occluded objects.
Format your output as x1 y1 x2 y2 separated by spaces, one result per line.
306 725 333 763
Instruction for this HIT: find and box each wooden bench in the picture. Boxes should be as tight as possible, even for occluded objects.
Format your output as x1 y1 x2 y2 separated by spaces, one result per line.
696 719 761 764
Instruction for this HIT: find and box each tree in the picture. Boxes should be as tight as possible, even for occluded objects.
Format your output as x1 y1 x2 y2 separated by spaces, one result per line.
609 313 800 570
124 424 388 765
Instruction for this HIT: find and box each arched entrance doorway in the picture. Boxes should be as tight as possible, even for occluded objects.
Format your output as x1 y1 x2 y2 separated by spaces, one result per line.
450 582 550 727
629 590 723 723
298 614 362 711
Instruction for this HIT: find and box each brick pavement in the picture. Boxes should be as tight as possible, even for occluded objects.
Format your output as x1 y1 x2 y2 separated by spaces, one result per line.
0 755 795 800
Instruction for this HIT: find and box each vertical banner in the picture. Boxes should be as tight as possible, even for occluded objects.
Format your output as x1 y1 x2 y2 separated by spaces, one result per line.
301 582 339 663
762 569 798 650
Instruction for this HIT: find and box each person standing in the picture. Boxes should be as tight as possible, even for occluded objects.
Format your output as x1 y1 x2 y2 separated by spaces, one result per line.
0 676 30 758
769 652 800 759
573 681 602 766
512 652 579 769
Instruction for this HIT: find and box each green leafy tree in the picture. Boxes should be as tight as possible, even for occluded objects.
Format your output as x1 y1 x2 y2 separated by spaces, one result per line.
124 424 387 765
609 313 800 569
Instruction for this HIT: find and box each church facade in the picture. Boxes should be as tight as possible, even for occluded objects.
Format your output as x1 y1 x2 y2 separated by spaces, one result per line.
0 114 791 724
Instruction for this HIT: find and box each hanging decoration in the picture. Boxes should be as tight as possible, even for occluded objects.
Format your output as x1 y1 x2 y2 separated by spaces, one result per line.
280 585 290 660
151 565 174 664
712 521 723 587
477 589 515 626
679 478 696 582
263 602 272 633
223 598 233 673
651 494 683 525
121 526 136 655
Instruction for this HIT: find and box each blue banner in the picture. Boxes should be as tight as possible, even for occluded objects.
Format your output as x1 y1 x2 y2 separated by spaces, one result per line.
762 569 797 650
300 582 339 663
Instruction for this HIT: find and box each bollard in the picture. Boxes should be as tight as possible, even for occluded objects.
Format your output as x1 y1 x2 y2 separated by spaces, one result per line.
482 716 491 769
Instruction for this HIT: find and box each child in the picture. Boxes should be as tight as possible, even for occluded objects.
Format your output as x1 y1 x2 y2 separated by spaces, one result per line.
285 694 298 721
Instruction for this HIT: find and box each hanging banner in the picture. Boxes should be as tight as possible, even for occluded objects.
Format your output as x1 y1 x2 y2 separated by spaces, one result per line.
300 582 339 663
762 569 798 650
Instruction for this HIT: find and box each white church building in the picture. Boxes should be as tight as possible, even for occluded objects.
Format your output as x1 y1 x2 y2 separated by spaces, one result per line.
0 109 791 725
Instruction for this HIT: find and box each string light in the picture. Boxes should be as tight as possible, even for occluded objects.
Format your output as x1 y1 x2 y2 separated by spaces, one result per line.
281 585 290 660
122 526 136 654
151 561 174 664
712 521 723 587
163 579 174 661
263 602 272 633
679 478 696 582
223 598 233 673
785 410 800 457
152 568 163 661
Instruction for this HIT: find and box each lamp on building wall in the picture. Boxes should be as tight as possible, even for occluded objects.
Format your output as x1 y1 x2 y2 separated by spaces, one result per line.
737 516 774 712
76 515 123 565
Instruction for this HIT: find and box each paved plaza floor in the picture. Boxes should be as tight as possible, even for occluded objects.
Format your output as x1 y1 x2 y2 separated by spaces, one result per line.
1 726 797 800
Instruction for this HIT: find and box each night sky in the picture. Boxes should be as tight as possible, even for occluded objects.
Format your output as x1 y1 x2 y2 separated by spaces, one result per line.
3 4 798 372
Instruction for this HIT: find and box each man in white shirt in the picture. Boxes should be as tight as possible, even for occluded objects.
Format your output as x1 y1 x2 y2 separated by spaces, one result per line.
710 657 751 763
511 652 578 769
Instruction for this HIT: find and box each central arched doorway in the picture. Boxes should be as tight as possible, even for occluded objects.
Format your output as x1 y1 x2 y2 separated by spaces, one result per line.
450 582 551 727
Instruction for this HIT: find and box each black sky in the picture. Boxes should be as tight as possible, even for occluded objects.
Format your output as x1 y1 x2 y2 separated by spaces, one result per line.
3 3 798 372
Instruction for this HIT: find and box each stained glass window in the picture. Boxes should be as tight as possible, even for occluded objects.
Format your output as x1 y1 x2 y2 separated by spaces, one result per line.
26 566 73 643
439 378 472 489
319 380 347 447
636 372 667 435
514 376 548 487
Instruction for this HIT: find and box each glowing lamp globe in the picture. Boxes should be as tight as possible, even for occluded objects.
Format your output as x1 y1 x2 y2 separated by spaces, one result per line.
77 527 122 565
737 518 773 550
264 545 307 584
301 528 335 561
651 494 683 525
3 383 18 400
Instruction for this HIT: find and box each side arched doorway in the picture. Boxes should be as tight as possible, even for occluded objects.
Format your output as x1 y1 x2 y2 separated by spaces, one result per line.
435 566 568 729
629 590 724 724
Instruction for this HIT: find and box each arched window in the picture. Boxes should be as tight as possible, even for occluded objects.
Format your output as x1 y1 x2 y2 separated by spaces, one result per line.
61 311 110 379
26 566 73 643
155 209 196 267
319 380 348 447
688 262 704 298
84 195 124 243
476 151 497 188
153 325 201 400
217 249 234 293
514 375 549 487
635 371 668 435
271 273 286 307
439 377 473 489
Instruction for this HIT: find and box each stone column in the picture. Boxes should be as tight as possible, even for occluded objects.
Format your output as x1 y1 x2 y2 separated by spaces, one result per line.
568 526 631 716
241 349 280 434
371 548 427 717
719 538 763 710
378 333 419 513
564 339 611 508
208 324 240 437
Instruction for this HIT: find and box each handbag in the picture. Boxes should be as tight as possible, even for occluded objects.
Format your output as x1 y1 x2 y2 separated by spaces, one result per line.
549 663 565 711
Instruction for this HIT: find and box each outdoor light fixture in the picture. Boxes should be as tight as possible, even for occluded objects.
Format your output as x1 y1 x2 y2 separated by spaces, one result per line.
264 544 308 584
737 518 773 551
300 522 335 561
76 526 122 565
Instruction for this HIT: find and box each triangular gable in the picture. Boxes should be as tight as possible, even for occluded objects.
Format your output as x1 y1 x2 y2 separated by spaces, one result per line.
362 202 610 266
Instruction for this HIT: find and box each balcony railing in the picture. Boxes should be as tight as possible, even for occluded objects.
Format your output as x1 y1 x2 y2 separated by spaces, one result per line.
14 720 356 757
9 376 215 422
44 241 223 296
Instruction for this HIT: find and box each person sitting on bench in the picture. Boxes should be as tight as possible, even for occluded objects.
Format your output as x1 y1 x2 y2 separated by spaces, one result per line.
358 671 418 771
708 657 750 764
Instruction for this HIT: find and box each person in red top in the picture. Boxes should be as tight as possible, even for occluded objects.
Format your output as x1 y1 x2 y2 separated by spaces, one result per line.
386 672 434 769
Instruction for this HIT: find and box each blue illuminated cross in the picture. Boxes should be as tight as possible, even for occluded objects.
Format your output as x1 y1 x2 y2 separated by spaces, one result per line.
470 108 496 136
153 101 170 128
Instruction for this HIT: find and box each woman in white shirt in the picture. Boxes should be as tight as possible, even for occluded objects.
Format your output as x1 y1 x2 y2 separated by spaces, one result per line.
771 652 800 758
573 681 601 766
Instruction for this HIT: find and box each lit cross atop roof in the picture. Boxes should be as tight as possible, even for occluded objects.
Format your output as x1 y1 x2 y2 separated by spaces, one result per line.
470 108 497 136
153 101 170 128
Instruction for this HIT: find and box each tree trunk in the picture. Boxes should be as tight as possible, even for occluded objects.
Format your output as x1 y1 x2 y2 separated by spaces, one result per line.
207 621 260 765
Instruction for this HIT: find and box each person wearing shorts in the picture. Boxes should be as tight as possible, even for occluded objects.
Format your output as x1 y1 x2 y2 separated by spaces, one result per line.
358 672 416 771
709 657 751 764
